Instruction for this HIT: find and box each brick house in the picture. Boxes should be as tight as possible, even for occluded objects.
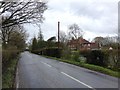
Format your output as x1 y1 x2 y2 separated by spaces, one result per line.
67 37 99 50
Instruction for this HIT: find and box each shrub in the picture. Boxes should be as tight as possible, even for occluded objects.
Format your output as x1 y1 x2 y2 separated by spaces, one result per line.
79 50 91 59
107 50 119 71
79 56 87 63
2 46 20 73
71 51 80 62
43 48 62 58
2 46 22 88
61 49 71 60
80 49 119 71
80 50 107 67
32 48 62 58
90 50 105 66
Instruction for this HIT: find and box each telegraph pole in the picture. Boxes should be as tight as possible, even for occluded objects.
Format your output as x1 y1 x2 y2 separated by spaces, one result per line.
58 21 60 49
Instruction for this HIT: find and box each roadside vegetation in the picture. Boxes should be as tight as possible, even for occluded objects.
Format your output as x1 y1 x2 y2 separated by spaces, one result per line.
30 45 120 78
29 23 120 78
2 28 27 88
43 55 119 78
1 1 47 88
2 50 19 88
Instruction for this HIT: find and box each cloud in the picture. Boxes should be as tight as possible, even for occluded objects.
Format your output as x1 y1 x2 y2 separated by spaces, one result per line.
25 0 119 41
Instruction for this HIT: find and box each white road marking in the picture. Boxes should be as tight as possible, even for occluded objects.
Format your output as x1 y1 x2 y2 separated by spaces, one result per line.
16 68 19 89
59 62 65 64
41 62 52 67
16 82 19 89
61 72 95 90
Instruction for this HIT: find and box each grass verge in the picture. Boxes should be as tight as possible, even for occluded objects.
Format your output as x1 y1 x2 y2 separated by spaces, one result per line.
2 56 19 88
42 55 120 78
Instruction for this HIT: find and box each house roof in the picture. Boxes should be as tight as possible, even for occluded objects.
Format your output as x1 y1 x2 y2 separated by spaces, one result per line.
68 37 90 45
78 37 90 44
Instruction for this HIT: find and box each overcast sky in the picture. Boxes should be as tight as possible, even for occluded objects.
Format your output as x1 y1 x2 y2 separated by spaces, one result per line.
25 0 119 42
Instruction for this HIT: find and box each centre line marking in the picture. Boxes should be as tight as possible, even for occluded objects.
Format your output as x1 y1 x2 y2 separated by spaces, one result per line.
41 62 52 67
61 72 95 90
59 62 66 64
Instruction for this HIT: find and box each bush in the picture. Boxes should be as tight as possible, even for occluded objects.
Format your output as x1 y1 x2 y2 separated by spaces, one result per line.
80 49 119 71
61 49 71 60
79 56 87 63
79 50 91 59
107 50 119 71
2 46 20 88
32 48 62 58
80 50 107 67
43 48 62 58
71 51 80 62
2 46 20 73
89 50 105 66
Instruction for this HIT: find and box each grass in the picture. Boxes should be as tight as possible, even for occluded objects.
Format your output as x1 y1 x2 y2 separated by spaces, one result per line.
2 57 19 88
42 55 120 78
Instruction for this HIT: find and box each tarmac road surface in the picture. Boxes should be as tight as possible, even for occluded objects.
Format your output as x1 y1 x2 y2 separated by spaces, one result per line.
16 51 119 89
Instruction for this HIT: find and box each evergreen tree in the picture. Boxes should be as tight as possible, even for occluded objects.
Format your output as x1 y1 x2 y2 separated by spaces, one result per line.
38 30 44 41
31 37 38 51
37 29 46 49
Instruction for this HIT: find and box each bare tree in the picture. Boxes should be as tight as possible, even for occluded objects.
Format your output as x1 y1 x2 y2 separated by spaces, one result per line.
0 25 14 46
37 24 44 41
8 27 28 49
59 31 67 43
58 31 68 49
0 1 47 28
68 23 83 50
1 24 28 48
0 1 47 48
68 23 83 40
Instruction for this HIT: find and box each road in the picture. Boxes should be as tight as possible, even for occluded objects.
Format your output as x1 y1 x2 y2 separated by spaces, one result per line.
16 51 119 89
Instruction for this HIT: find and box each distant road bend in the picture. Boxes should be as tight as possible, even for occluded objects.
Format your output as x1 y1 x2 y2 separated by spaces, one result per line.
16 51 119 89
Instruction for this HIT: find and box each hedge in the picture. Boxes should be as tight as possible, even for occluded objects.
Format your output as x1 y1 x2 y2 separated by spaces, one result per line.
2 49 20 73
80 50 119 71
31 47 62 58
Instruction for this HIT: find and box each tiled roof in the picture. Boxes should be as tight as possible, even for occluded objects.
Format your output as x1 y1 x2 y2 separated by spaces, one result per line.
68 37 90 44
